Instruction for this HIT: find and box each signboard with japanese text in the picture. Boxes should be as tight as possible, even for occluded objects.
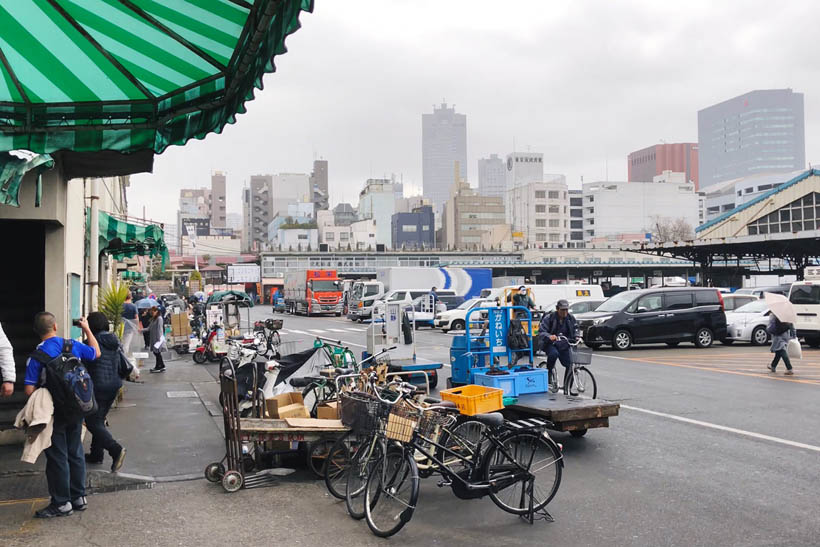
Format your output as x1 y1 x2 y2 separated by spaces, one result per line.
227 264 261 283
488 308 507 355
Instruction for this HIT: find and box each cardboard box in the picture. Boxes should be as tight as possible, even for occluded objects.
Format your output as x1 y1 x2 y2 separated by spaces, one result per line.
265 392 310 419
284 418 345 429
316 401 339 420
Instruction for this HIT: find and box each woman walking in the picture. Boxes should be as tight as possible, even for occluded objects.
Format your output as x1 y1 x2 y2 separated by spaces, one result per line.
85 312 127 471
767 314 796 376
146 306 166 373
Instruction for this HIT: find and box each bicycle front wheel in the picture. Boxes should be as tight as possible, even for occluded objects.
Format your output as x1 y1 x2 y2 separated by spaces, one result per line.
324 430 360 499
565 366 597 399
345 436 383 520
483 431 562 515
364 447 419 538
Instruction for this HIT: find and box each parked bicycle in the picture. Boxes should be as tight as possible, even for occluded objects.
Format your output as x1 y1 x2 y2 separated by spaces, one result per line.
537 335 597 399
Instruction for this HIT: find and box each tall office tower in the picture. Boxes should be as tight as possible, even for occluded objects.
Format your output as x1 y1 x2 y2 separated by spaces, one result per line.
310 159 329 211
698 89 805 188
478 154 506 198
211 171 226 228
628 143 699 188
422 102 467 213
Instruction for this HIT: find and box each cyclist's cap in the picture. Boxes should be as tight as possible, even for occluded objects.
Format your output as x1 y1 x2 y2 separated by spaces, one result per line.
556 299 569 310
518 285 526 291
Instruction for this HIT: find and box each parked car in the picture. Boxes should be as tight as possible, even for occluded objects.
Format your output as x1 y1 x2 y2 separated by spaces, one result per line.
406 295 465 327
723 299 771 345
788 271 820 348
435 298 496 332
722 294 759 311
734 284 792 298
575 287 727 350
541 298 606 315
371 289 456 321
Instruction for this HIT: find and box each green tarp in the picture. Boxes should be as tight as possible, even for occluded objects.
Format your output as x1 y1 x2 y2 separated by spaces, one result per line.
0 150 53 206
98 210 169 267
0 0 313 155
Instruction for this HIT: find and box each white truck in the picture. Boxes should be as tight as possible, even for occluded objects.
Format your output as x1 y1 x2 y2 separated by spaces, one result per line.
347 267 491 321
789 266 820 348
479 284 605 310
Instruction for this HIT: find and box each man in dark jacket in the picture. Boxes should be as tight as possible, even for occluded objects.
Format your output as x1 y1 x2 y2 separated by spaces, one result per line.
537 300 578 393
84 312 127 472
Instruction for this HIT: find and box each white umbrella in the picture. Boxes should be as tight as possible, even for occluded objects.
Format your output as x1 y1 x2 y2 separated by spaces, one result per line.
763 292 797 324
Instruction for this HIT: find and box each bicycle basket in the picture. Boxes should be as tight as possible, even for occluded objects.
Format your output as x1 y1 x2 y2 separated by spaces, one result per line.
417 409 456 442
571 347 593 366
385 403 421 443
339 391 389 433
265 318 283 331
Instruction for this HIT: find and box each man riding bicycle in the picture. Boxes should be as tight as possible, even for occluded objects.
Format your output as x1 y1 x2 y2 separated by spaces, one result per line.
537 299 579 393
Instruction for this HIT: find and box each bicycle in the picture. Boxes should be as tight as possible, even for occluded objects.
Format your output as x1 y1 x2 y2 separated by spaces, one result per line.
537 334 597 400
357 380 564 537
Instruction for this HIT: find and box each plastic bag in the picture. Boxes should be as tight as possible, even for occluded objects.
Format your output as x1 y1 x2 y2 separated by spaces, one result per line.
787 338 802 360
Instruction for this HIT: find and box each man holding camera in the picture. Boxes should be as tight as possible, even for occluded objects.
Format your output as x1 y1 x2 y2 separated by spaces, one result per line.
24 312 100 518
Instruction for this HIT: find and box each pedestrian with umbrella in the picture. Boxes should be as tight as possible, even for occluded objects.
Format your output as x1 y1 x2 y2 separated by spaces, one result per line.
764 293 798 375
135 298 157 350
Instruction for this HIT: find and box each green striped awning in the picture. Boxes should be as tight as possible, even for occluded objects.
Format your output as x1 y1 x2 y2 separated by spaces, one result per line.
0 150 53 206
98 210 169 267
0 0 312 155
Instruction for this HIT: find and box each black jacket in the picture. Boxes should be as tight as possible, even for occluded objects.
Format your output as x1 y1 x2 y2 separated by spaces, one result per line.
538 312 578 351
87 332 124 396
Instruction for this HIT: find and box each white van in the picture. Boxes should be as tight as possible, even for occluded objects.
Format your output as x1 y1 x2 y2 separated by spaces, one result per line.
371 288 456 321
479 284 605 310
788 267 820 348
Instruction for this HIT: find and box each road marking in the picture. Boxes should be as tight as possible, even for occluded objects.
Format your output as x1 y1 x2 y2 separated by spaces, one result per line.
288 329 309 335
345 327 366 332
600 354 820 385
327 328 348 333
621 404 820 454
309 329 327 333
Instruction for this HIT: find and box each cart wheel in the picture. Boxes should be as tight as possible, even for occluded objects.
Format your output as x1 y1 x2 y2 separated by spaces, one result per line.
205 462 225 483
221 470 243 492
307 439 336 478
569 429 588 438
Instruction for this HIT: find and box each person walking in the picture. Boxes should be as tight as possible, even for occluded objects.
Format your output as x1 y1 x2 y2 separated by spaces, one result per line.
0 322 15 397
767 314 796 376
121 292 138 357
145 306 166 373
84 312 127 471
24 312 100 518
139 307 151 350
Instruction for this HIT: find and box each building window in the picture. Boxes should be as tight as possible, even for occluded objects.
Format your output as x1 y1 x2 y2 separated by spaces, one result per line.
549 219 560 227
402 225 417 232
535 219 547 227
340 232 349 241
549 233 560 242
422 225 430 231
297 234 308 240
325 232 335 241
548 205 560 214
570 198 583 206
535 191 546 199
548 191 560 199
570 220 583 229
535 205 546 213
536 233 547 242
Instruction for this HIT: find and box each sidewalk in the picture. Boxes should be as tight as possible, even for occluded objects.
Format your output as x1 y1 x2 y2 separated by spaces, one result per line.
0 350 225 508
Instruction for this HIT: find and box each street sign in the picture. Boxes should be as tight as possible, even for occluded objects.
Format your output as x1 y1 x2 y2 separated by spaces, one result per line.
630 277 645 284
227 264 260 283
488 308 507 354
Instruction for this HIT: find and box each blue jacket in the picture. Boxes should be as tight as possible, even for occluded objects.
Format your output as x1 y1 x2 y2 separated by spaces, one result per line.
87 332 124 396
539 312 578 351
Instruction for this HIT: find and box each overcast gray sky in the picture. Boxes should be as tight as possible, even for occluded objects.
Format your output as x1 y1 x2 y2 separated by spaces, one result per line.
129 0 820 225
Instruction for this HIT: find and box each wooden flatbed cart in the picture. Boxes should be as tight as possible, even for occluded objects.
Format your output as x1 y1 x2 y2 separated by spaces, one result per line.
205 359 349 492
502 392 620 437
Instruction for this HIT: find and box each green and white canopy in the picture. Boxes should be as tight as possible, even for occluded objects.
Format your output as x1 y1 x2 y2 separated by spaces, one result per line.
98 210 169 266
0 0 312 156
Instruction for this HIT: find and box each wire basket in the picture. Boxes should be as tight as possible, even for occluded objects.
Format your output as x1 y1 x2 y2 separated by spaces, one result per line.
385 403 421 443
340 391 390 433
571 347 593 366
417 409 456 442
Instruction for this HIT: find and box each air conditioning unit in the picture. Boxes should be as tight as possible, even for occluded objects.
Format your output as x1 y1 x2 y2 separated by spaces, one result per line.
376 244 386 252
319 243 329 252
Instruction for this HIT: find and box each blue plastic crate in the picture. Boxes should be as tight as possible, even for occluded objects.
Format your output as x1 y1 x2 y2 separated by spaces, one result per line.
473 368 550 396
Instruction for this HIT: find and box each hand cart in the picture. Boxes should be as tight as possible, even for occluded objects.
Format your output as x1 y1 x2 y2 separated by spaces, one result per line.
206 358 349 492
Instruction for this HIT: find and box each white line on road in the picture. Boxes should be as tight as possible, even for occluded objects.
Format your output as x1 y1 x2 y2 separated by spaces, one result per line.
309 329 327 333
345 327 366 332
327 329 348 333
621 404 820 454
288 329 309 335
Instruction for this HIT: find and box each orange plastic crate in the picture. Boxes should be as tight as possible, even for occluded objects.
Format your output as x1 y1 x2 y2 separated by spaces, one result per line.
440 385 504 416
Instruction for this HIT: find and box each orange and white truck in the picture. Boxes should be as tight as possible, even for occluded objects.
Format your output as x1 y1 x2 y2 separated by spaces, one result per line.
284 269 343 316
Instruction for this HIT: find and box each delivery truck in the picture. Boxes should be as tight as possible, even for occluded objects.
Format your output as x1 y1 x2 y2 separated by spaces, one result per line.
284 269 343 316
347 267 491 321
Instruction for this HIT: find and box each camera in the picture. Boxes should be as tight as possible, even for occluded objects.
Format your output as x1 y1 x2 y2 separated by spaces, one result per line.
72 318 83 328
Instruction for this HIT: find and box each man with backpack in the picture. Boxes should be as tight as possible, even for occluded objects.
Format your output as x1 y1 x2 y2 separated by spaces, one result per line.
24 312 100 518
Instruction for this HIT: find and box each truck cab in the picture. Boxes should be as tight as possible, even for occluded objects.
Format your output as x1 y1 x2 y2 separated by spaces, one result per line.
789 267 820 348
347 280 385 321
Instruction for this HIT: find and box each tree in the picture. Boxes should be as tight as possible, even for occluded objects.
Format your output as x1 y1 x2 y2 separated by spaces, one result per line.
150 257 171 280
651 215 695 242
201 254 211 265
99 282 129 338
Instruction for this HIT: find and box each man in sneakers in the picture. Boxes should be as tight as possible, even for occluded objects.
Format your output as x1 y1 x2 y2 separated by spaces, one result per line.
24 312 100 518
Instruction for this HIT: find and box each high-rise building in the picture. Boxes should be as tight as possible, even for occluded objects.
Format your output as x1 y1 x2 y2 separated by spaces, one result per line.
568 189 585 248
478 154 506 198
628 143 699 188
506 176 569 248
358 178 398 248
310 159 329 211
442 179 506 251
248 175 273 251
698 89 805 189
241 187 251 252
422 102 467 213
177 187 211 252
211 171 227 229
504 152 544 191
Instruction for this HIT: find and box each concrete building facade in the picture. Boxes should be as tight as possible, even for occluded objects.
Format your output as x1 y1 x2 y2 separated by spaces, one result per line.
271 173 311 218
310 159 329 211
422 103 467 213
443 180 506 250
505 152 543 190
357 178 397 248
332 202 357 226
211 171 227 228
582 180 700 243
628 143 699 188
568 189 585 248
248 175 273 251
478 154 506 198
698 89 805 188
392 205 435 250
506 177 569 248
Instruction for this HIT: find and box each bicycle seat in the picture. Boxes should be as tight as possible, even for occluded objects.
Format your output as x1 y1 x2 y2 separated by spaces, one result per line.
335 367 354 375
423 397 440 404
289 376 320 388
471 412 505 428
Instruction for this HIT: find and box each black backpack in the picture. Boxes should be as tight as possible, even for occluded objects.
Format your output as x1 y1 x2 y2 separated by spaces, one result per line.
31 340 97 419
508 319 529 350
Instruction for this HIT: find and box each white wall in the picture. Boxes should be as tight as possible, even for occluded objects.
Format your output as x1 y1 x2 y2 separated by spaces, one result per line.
276 228 318 250
358 188 394 248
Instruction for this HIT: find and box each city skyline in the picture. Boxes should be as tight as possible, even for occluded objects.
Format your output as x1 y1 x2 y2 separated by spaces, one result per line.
128 0 820 225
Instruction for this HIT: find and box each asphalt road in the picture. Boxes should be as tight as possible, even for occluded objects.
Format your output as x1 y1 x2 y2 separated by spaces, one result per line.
3 307 819 546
